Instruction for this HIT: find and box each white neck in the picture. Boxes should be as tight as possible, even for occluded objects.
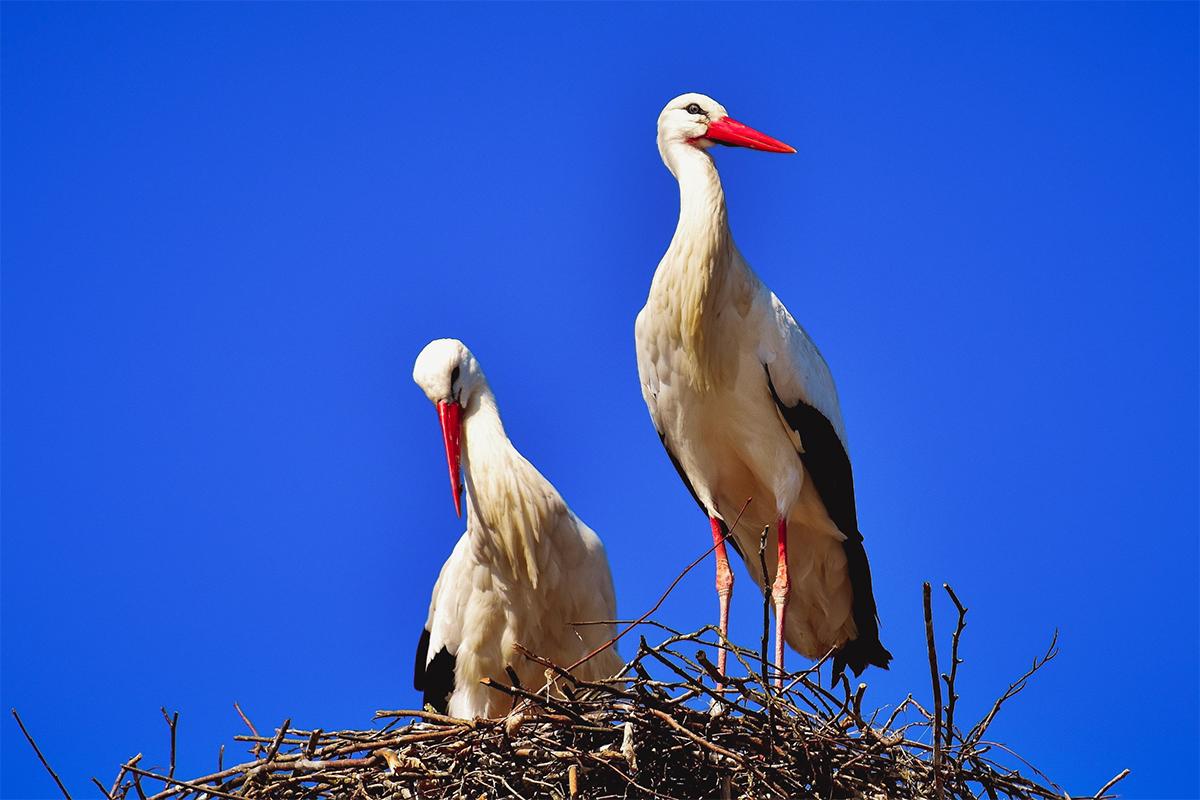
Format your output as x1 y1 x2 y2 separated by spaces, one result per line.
459 386 553 587
460 386 509 522
651 141 749 389
662 142 730 265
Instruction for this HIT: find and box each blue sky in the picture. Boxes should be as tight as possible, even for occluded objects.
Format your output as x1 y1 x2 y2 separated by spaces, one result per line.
3 2 1196 797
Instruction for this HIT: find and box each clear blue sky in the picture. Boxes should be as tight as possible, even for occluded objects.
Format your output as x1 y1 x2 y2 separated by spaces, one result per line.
3 2 1196 797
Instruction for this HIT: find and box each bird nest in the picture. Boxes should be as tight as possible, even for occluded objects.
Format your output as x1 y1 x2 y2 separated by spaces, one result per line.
16 583 1129 800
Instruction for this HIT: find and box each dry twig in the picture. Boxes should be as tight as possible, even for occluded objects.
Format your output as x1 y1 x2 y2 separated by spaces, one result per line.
924 581 945 800
11 708 73 800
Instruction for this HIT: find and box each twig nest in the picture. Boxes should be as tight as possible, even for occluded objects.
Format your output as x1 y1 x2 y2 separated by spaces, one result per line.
97 614 1124 799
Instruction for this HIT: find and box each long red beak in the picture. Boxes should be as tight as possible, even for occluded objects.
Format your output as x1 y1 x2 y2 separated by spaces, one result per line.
437 400 463 517
703 117 796 154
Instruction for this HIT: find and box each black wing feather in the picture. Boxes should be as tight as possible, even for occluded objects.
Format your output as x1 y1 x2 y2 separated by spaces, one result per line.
764 365 893 681
414 628 431 692
413 627 456 714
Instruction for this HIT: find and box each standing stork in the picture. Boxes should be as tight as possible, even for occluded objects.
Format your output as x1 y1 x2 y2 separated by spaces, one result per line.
634 93 892 684
411 338 621 718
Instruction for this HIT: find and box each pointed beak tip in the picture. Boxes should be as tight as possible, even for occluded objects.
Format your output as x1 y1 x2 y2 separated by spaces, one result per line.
437 400 464 519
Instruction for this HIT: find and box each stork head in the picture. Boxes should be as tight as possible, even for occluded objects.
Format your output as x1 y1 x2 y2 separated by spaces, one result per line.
656 92 795 159
413 338 486 518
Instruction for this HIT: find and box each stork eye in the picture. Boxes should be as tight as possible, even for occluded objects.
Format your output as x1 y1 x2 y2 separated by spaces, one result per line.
685 103 703 115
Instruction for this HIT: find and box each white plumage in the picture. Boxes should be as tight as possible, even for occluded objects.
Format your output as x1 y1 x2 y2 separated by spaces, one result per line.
412 339 621 718
635 93 891 682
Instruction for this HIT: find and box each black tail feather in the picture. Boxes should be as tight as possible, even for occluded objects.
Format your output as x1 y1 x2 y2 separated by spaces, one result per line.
831 633 893 684
831 530 892 684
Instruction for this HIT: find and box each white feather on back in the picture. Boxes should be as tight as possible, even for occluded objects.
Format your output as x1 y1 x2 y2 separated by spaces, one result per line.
423 501 620 719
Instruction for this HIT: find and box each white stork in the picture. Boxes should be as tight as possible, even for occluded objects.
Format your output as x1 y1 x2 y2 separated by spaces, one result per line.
635 93 892 684
411 338 621 718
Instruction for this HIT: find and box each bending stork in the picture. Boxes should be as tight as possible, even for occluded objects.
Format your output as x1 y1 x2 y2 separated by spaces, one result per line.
412 338 621 717
634 93 892 684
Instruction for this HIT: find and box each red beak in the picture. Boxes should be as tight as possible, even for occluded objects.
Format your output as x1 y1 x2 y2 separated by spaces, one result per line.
437 400 463 517
703 117 796 154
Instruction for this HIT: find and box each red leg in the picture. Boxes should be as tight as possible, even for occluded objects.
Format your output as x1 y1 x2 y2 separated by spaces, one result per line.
772 517 791 688
710 516 734 685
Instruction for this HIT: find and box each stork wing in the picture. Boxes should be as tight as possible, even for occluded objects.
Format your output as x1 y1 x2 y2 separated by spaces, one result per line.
413 533 468 713
633 307 665 436
759 292 856 538
759 292 892 678
758 293 846 446
635 307 709 515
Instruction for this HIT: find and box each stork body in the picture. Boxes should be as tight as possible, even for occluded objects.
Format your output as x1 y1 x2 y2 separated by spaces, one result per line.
635 94 891 682
412 339 620 718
